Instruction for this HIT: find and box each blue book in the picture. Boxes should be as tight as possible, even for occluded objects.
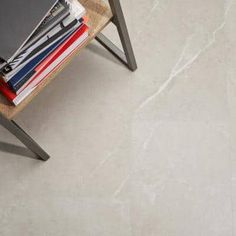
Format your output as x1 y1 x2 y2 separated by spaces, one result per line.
8 31 71 92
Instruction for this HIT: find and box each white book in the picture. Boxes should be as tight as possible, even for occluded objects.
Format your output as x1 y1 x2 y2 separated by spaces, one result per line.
13 30 88 106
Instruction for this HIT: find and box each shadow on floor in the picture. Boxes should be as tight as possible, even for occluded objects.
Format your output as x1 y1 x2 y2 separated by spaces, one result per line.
0 142 39 160
87 43 123 67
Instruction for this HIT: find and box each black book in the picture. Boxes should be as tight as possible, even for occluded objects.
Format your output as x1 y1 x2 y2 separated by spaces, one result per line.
0 0 58 64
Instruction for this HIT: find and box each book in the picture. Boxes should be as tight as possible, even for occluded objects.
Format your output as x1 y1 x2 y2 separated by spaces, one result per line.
0 0 58 63
17 24 88 95
0 0 88 106
0 24 88 105
4 19 83 81
25 0 70 48
7 30 73 92
11 22 85 92
19 0 85 55
0 0 85 74
3 18 81 79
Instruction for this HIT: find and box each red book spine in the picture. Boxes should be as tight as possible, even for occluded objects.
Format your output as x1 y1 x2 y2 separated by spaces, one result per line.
0 80 16 102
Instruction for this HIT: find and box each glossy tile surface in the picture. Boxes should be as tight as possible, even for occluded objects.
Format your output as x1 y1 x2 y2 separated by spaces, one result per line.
0 0 236 235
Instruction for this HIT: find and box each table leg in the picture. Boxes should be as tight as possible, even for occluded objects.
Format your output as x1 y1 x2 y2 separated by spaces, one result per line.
0 114 50 161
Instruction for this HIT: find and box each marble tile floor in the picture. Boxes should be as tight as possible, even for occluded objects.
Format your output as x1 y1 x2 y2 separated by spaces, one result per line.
0 0 236 235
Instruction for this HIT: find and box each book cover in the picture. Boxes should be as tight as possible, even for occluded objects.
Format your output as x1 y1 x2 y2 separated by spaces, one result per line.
0 0 58 62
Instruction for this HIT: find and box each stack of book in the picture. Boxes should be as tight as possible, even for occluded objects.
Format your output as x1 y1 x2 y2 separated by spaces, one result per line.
0 0 88 106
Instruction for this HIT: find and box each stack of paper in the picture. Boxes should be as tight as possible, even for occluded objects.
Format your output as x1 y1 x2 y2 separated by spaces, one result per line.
0 0 88 105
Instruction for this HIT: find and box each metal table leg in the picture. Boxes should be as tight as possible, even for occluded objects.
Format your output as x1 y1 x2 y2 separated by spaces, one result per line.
0 114 50 161
95 0 137 71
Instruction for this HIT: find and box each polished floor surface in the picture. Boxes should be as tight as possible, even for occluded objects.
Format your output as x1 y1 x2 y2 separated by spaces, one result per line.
0 0 236 235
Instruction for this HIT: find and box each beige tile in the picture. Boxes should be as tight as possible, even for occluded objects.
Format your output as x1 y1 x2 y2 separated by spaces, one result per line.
0 0 235 235
128 122 232 236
